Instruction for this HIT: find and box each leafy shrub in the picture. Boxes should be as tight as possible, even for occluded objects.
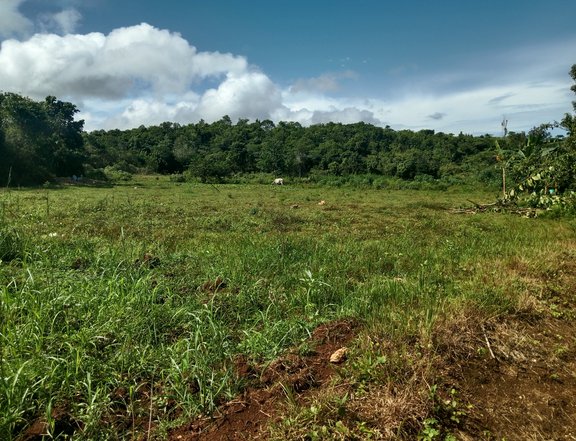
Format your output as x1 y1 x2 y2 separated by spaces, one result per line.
83 165 108 181
104 165 132 182
169 173 186 183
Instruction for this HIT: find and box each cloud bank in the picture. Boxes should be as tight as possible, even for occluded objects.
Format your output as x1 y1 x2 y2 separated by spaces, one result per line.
0 22 386 130
0 24 248 100
0 17 574 133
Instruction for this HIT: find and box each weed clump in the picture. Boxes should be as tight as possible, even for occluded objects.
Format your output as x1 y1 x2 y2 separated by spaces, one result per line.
0 224 24 262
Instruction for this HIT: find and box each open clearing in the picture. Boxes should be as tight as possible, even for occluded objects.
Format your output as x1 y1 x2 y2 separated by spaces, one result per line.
1 177 575 440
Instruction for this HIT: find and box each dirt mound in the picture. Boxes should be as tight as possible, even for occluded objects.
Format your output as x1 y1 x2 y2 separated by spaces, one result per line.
20 406 81 441
169 319 358 441
169 256 576 440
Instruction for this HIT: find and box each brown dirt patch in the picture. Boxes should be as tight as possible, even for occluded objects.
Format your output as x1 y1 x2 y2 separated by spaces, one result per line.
448 315 576 440
170 252 576 440
169 307 576 440
168 319 359 441
439 253 576 440
20 406 81 441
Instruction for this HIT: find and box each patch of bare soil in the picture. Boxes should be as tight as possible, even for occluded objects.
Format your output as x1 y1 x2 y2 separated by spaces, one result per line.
452 300 576 434
452 316 576 440
445 257 576 440
168 319 358 441
170 254 576 440
170 312 576 440
20 406 81 441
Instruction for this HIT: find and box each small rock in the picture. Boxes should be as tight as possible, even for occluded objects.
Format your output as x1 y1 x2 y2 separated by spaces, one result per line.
318 200 326 206
329 347 348 363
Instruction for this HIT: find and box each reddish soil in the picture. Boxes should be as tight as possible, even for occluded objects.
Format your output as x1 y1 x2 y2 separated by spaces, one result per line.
434 253 576 440
168 254 576 440
20 406 81 440
453 317 576 440
21 254 576 440
168 319 359 441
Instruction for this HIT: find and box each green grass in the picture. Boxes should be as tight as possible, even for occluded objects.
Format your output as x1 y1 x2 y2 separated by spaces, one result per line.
1 176 574 439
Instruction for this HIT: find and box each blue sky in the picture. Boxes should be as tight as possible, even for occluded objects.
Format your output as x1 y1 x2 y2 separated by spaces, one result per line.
1 0 575 134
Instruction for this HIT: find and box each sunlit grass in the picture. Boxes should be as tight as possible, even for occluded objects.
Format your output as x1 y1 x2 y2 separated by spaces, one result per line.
1 176 574 439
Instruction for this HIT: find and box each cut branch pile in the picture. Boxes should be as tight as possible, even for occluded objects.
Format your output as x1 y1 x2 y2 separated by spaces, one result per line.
449 200 538 217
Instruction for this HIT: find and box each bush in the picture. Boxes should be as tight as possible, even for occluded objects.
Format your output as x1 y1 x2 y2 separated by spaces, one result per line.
83 165 108 181
169 173 186 183
104 165 133 182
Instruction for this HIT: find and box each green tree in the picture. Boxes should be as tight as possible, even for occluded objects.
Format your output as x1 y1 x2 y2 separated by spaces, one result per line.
43 96 85 176
189 150 232 182
560 64 576 136
0 93 86 184
507 64 576 206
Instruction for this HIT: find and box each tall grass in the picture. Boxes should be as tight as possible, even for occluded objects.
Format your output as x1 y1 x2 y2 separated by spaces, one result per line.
0 178 573 439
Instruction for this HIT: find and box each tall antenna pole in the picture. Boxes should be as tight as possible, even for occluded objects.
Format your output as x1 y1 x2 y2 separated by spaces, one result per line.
501 116 508 137
500 116 508 198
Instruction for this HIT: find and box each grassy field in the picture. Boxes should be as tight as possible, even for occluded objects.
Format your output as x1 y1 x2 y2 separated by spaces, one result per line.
1 177 575 439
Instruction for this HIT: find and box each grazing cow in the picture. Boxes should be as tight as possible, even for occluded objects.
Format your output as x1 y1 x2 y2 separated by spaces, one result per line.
272 178 284 185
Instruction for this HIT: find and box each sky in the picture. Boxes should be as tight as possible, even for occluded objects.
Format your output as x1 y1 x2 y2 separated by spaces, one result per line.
0 0 575 134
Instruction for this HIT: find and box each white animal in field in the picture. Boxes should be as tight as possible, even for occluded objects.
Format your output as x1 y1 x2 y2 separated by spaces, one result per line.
272 178 284 185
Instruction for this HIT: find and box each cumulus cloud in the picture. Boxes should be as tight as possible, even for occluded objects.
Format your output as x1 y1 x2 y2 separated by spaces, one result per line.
273 106 381 126
90 71 285 130
0 23 249 101
99 97 199 130
0 0 33 37
309 108 380 125
195 71 283 122
0 21 287 129
1 15 573 133
276 85 385 127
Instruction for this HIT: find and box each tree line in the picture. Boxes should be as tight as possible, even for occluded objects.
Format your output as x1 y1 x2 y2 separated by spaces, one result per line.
1 64 574 196
83 117 503 184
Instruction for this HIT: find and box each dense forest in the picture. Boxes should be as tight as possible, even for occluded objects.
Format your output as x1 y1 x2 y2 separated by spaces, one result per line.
0 94 523 187
0 94 85 186
83 118 504 183
1 65 575 202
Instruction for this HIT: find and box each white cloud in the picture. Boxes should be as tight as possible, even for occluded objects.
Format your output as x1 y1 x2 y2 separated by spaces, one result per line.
103 97 199 130
308 108 380 125
195 71 283 122
368 80 572 134
287 37 576 134
0 23 249 101
85 72 285 130
0 17 573 133
0 0 33 37
273 87 383 127
277 62 573 134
